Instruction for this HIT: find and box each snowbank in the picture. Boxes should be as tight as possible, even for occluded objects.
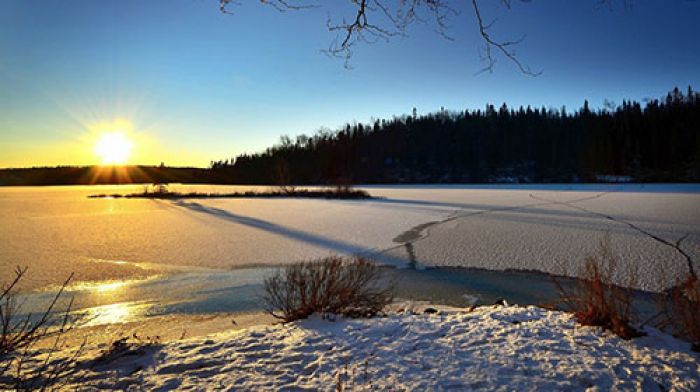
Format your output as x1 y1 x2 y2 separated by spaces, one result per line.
70 305 698 391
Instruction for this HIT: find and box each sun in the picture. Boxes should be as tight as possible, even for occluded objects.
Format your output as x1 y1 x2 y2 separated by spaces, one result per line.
95 131 133 165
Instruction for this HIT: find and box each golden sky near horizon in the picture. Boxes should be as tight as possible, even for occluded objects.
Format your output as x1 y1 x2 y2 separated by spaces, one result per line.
0 118 212 168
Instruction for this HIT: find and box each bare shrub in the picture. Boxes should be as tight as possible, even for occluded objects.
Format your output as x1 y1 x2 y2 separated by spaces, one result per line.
0 267 84 391
264 256 393 322
554 241 642 340
152 182 169 194
330 177 354 194
657 274 700 351
325 186 371 199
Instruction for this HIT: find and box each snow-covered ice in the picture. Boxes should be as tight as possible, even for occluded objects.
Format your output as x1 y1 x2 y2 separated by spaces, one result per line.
1 184 699 292
51 304 700 391
377 186 700 291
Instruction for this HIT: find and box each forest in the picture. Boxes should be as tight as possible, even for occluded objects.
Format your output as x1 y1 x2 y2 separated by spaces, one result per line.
211 87 700 184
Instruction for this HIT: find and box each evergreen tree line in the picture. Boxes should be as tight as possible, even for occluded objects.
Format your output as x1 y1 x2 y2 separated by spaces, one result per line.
215 86 700 184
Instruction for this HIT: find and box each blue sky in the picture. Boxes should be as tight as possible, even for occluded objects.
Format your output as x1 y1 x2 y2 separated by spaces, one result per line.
1 0 699 167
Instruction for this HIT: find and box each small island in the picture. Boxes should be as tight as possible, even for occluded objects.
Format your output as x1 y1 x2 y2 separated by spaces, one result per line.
87 185 373 200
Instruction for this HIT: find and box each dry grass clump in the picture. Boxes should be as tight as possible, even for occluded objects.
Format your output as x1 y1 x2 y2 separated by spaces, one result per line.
555 241 642 340
264 256 393 322
1 267 84 391
658 274 700 351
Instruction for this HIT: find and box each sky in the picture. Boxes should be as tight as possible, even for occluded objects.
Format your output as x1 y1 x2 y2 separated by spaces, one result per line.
1 0 699 168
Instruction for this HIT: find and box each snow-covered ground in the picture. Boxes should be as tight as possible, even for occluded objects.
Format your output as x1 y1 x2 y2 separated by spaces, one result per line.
1 184 699 292
47 304 699 391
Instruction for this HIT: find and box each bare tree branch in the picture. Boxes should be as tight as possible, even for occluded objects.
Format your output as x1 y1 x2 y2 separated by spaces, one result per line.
471 0 541 76
216 0 639 75
219 0 315 14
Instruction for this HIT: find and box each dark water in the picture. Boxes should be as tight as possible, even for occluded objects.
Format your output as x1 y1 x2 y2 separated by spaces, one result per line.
16 265 660 328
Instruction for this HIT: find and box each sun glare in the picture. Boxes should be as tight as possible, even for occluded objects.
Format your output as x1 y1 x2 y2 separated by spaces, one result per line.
95 131 133 165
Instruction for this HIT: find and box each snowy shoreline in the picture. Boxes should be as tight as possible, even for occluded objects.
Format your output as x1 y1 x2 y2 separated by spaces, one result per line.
39 303 700 391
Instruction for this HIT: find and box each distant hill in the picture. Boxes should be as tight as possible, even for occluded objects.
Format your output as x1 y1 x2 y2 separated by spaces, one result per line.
0 166 224 186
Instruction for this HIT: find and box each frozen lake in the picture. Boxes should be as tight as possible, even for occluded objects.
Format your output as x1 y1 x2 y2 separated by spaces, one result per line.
2 184 699 325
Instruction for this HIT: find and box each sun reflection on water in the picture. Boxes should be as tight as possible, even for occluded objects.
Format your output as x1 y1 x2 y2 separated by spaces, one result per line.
65 270 160 295
95 280 127 293
82 301 152 327
69 279 130 293
62 274 159 327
